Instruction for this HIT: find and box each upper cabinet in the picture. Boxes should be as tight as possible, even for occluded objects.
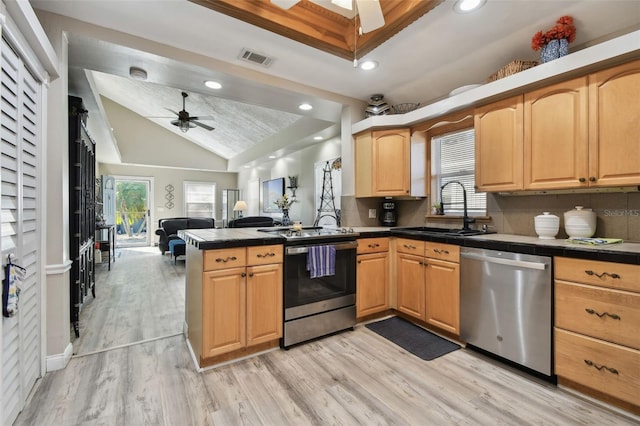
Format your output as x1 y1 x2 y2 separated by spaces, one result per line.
355 128 426 198
589 60 640 187
524 77 589 190
474 96 524 192
475 59 640 192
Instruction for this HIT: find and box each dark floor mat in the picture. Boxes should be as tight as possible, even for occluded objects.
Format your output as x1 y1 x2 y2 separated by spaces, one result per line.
365 316 460 361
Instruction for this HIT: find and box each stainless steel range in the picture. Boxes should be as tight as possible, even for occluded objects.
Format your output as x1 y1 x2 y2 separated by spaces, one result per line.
259 227 359 347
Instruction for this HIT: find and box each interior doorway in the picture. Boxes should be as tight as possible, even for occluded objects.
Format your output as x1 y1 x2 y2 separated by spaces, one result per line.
114 176 153 247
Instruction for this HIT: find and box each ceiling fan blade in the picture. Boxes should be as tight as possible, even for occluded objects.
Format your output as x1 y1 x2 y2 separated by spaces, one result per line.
189 116 215 121
271 0 300 9
356 0 384 33
164 107 180 116
192 120 215 131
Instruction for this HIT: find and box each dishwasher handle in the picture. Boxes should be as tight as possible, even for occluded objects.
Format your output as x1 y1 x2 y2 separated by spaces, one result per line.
460 252 548 271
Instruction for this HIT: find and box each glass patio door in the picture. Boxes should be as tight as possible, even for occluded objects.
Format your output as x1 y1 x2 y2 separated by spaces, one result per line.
114 177 152 247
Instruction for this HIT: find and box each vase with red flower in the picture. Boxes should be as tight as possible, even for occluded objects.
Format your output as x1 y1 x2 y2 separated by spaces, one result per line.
531 16 576 63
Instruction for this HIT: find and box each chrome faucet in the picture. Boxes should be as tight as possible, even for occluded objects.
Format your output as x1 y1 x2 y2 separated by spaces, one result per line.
440 180 475 231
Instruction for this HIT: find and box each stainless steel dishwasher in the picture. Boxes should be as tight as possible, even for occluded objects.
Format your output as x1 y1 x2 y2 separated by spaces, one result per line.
460 247 552 376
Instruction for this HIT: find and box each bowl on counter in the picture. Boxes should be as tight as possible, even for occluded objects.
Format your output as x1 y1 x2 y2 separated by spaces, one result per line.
564 206 597 238
534 212 559 239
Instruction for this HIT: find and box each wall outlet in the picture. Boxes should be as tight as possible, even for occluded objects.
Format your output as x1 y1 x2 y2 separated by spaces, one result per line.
368 209 377 219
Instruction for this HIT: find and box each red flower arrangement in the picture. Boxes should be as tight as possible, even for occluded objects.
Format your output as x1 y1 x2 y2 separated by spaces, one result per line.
531 15 577 51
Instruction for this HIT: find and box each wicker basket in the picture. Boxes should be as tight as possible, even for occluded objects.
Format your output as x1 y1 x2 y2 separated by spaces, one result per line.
487 60 538 82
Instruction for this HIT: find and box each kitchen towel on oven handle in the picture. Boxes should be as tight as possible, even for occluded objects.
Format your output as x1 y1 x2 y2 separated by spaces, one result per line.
306 245 336 279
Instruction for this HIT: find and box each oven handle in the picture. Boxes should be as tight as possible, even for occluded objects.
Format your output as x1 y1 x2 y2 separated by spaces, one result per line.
286 241 357 255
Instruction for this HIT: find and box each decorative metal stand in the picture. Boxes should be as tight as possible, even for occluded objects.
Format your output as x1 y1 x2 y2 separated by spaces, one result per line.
314 161 340 226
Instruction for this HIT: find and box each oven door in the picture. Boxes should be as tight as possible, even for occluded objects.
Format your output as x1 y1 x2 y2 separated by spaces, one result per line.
284 241 357 320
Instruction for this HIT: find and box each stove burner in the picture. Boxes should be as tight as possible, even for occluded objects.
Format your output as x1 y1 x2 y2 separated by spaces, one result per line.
258 226 359 242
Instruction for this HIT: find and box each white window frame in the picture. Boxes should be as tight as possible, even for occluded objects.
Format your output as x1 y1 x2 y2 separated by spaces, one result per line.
183 181 216 218
430 126 486 217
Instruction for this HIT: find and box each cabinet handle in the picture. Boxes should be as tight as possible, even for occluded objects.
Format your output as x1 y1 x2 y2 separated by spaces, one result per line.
249 272 254 277
585 270 621 280
368 243 380 248
215 256 237 263
241 272 246 277
358 260 362 264
433 248 449 255
403 244 416 250
579 177 586 183
585 308 621 320
257 252 275 258
589 176 596 182
584 359 619 375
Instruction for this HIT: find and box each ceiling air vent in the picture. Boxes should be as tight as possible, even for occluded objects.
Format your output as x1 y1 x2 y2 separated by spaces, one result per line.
239 48 273 67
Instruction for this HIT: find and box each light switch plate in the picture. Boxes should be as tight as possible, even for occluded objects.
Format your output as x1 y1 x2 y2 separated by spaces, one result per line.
368 209 377 219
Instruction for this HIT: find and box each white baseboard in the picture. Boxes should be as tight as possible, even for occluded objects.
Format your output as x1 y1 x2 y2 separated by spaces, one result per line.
46 342 73 372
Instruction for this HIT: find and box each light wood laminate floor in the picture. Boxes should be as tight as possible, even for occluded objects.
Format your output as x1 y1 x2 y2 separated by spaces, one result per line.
18 328 639 425
72 247 185 355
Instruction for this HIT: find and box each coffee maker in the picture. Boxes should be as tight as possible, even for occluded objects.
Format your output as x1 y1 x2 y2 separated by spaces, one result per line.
380 201 397 227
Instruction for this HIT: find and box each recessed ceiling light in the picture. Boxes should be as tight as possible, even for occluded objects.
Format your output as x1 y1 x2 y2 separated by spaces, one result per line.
359 60 378 71
298 103 313 111
204 80 222 89
454 0 486 13
314 136 323 140
269 155 277 159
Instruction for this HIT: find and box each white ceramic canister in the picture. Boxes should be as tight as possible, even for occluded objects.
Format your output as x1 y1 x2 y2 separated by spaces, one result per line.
534 212 560 239
564 206 597 238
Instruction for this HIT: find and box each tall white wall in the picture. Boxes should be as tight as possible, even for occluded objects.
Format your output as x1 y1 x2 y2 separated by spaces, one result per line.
237 137 341 226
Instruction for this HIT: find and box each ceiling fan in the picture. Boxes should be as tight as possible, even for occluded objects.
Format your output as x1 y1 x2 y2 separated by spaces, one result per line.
166 91 215 133
271 0 384 33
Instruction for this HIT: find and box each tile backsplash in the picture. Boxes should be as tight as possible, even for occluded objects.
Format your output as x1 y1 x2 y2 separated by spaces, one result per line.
343 191 640 242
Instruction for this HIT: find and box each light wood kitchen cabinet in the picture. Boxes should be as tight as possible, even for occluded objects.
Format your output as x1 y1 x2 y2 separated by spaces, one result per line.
202 266 247 357
356 238 389 318
424 242 460 335
524 77 589 190
474 96 524 192
355 128 413 197
396 252 426 321
476 60 640 192
189 244 283 366
588 59 640 187
554 257 640 413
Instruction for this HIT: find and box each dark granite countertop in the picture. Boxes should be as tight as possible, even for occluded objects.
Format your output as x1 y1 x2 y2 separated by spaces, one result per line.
180 227 640 264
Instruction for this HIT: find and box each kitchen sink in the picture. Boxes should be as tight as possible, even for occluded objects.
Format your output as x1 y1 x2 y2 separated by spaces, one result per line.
394 226 492 237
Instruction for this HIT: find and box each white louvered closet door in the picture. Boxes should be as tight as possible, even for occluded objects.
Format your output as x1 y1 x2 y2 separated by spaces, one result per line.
1 35 43 426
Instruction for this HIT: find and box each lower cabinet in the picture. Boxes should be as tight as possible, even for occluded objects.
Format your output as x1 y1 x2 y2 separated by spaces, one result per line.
395 239 460 335
189 244 283 366
554 257 640 413
356 237 389 318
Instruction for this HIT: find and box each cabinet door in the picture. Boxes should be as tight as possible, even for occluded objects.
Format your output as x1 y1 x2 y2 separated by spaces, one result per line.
372 129 410 196
396 253 426 320
524 77 589 190
357 252 389 318
202 267 246 358
474 96 524 191
425 258 460 335
246 264 282 346
589 59 640 187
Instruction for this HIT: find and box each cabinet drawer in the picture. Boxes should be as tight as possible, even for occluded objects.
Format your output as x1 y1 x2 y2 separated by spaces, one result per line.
396 238 425 255
425 242 459 263
555 257 640 292
555 328 640 408
247 245 283 266
203 247 247 271
556 281 640 350
357 237 389 254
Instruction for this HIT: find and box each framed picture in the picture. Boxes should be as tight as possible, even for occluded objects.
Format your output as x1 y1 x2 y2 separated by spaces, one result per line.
262 177 284 213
